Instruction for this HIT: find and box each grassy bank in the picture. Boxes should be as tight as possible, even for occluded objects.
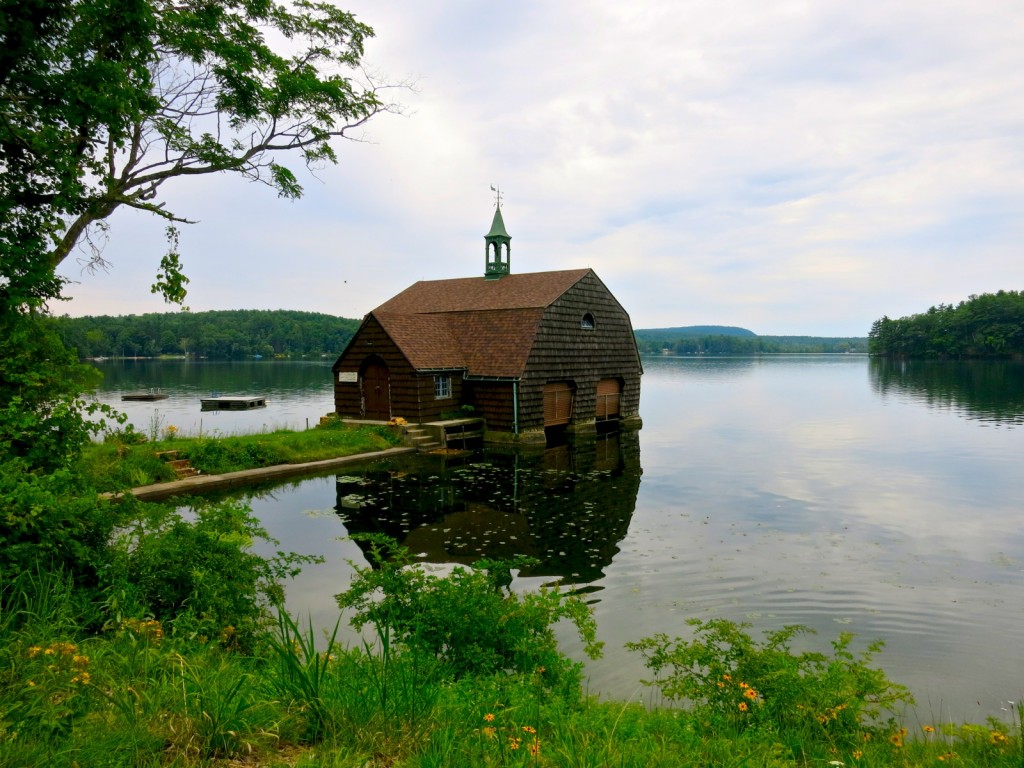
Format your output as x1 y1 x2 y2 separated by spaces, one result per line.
8 417 1021 766
3 547 1022 767
77 417 403 492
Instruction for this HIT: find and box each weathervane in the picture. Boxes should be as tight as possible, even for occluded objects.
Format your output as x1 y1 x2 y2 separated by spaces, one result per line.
490 184 503 208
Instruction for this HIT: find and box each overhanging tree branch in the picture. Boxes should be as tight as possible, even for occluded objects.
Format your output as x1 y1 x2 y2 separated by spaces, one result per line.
1 0 406 310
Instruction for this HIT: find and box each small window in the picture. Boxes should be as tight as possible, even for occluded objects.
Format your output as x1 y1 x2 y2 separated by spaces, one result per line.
434 375 452 399
581 312 595 329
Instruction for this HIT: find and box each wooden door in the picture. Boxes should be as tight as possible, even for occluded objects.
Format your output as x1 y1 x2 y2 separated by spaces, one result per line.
361 359 390 420
543 382 574 426
596 378 621 419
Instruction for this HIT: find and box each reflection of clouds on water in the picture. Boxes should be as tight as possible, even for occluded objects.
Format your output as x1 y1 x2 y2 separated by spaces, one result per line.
173 356 1024 722
595 357 1024 721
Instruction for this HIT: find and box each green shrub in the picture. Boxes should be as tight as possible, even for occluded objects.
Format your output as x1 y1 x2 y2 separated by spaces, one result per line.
181 437 233 475
106 499 321 648
0 462 120 587
337 537 602 690
627 618 913 759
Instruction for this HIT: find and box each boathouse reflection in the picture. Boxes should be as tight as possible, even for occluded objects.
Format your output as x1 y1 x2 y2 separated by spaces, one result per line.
335 430 641 585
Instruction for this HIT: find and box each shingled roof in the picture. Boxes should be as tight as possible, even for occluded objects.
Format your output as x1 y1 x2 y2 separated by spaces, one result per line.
369 269 592 378
375 269 590 314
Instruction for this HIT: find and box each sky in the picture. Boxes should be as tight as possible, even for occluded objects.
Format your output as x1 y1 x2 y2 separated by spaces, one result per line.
61 0 1024 336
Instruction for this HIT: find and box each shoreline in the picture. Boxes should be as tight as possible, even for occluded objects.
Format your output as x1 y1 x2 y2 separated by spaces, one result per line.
107 445 416 501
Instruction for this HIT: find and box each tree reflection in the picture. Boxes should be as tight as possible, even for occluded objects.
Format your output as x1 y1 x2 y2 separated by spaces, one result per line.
869 358 1024 426
335 431 642 587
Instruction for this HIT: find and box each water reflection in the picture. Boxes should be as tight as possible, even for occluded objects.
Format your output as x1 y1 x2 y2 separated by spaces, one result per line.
335 430 641 586
870 358 1024 427
86 360 336 435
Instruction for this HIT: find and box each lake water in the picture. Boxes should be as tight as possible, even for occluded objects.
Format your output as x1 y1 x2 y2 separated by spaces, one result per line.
88 359 338 436
88 356 1024 721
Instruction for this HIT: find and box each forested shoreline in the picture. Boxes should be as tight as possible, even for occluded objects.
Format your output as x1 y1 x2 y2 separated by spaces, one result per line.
634 332 867 355
51 309 360 359
869 290 1024 358
53 312 868 360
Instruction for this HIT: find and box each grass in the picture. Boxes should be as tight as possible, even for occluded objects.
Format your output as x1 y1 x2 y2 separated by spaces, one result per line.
77 417 403 492
3 568 1023 768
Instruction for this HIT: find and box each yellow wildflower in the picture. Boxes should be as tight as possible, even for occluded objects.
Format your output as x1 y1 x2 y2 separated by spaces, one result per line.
26 646 42 658
738 702 749 712
483 713 495 722
744 687 758 699
522 725 536 734
508 737 521 750
923 725 935 733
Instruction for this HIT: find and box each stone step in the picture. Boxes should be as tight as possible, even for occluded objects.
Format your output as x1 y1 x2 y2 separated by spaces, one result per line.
404 427 440 450
166 457 200 479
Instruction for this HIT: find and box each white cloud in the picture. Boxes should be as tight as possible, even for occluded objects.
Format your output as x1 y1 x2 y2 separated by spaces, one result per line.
62 0 1024 336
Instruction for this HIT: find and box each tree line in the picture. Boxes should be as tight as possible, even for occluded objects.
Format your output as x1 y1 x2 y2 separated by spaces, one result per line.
868 290 1024 358
51 309 360 360
634 333 867 356
54 311 868 360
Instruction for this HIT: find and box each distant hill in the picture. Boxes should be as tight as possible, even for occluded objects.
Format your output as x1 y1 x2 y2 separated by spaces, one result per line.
635 325 756 339
634 326 868 354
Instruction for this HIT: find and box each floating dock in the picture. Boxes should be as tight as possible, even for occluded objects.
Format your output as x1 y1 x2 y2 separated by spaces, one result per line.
200 395 267 411
122 391 169 401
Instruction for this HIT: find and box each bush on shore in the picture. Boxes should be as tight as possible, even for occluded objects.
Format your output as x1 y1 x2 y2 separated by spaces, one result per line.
3 541 1023 767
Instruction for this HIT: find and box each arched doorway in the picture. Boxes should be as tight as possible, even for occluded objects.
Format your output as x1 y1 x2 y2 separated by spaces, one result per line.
360 356 391 420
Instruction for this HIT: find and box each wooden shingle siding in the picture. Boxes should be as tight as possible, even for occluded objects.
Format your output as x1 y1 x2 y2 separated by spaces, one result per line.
409 373 463 422
518 272 642 431
332 268 641 439
463 381 515 432
332 317 413 419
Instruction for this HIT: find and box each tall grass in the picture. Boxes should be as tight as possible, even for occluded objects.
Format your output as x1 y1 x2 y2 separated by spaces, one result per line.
3 565 1023 767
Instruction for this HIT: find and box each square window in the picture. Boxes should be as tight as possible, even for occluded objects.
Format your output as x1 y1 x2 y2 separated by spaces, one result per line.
434 375 452 399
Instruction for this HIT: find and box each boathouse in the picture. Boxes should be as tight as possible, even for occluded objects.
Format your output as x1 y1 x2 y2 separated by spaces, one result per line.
332 204 642 443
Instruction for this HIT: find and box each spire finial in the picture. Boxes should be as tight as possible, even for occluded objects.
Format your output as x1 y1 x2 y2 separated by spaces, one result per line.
490 184 503 208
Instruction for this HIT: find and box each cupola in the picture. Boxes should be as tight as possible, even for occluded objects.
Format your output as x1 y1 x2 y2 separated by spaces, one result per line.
484 187 511 279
